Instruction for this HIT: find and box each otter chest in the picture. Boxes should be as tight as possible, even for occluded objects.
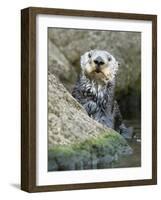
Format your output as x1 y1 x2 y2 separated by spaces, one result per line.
82 83 112 109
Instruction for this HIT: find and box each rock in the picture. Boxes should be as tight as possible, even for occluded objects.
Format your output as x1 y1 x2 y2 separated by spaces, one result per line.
48 73 105 147
48 73 133 171
48 39 77 91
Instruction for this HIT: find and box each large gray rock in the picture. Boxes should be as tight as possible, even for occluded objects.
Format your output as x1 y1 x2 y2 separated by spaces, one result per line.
48 73 133 171
48 72 105 147
48 40 77 91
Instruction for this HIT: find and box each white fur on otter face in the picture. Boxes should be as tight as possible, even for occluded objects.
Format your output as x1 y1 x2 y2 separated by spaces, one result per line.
80 49 119 83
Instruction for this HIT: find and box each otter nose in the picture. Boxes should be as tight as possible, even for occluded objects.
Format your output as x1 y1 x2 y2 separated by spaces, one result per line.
94 56 105 65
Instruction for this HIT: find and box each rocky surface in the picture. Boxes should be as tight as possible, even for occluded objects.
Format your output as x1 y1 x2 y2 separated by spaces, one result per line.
48 73 133 171
48 73 106 147
48 40 77 91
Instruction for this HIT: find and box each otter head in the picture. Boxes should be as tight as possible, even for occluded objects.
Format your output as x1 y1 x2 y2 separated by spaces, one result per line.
80 49 119 84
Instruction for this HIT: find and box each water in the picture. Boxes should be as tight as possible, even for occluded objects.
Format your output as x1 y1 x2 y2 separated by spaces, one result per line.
112 119 141 168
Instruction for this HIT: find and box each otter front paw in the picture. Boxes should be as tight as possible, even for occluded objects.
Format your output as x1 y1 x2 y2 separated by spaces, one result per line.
83 101 98 116
120 123 134 139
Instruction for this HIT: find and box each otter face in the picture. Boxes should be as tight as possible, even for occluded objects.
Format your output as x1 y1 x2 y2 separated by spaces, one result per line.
80 50 119 83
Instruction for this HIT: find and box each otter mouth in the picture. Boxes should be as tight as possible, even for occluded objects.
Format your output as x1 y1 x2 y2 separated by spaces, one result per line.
95 65 101 73
95 69 101 73
94 69 104 75
86 70 109 84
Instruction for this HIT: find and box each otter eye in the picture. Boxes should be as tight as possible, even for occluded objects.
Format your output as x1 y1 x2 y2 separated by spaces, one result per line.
88 53 91 58
108 56 112 62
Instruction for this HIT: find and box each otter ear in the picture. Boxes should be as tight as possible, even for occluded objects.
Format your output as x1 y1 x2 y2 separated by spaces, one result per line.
80 54 85 70
80 51 91 70
113 61 119 75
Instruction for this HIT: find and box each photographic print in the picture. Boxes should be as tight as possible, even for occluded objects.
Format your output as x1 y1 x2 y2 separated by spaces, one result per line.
21 7 157 192
48 28 141 171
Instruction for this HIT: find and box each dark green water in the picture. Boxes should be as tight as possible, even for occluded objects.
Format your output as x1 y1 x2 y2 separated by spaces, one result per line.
112 119 141 168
